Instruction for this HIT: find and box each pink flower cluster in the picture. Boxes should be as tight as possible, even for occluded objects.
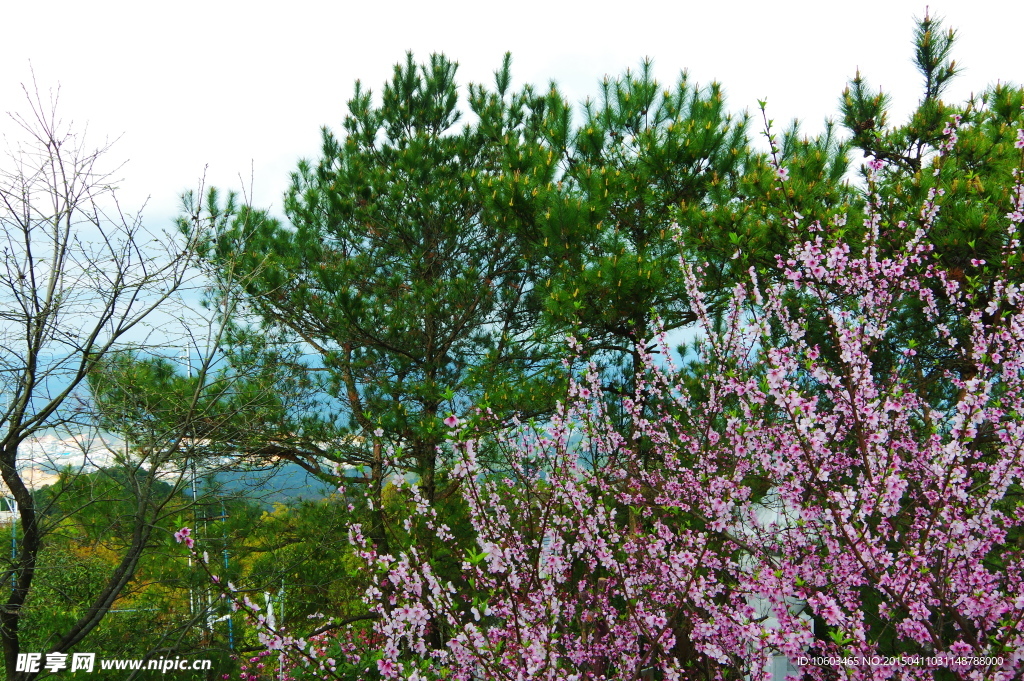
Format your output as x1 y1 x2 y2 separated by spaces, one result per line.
200 119 1024 680
174 527 194 549
351 128 1024 680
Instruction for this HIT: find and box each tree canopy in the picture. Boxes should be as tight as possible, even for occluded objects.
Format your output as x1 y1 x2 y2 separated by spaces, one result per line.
8 11 1021 680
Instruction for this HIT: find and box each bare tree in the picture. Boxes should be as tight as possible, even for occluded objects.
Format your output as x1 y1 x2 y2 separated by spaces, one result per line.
0 80 202 678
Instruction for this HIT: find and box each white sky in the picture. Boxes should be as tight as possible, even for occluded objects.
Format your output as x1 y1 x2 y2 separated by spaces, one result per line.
2 0 1021 230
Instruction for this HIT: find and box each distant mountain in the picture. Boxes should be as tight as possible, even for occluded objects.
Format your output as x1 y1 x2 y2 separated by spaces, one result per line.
14 432 340 509
198 463 337 508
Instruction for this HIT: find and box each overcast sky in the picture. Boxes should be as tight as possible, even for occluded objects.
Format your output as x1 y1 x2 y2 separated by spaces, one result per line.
3 0 1021 230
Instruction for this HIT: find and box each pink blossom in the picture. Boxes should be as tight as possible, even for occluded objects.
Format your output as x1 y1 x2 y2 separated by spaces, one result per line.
173 527 194 549
222 104 1024 681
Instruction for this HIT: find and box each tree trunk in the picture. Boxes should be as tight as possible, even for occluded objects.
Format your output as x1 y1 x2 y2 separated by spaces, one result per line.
1 444 41 681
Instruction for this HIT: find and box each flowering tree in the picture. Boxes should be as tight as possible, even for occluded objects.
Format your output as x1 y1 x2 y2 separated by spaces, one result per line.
172 47 1024 678
0 80 207 679
324 121 1024 681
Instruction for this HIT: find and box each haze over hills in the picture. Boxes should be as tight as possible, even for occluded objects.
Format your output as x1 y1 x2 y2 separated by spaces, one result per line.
7 432 336 507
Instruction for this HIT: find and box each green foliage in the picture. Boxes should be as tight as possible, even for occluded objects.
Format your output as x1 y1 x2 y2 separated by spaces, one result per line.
839 9 1023 271
165 20 1024 678
241 498 366 622
18 547 111 653
691 114 861 295
840 9 960 174
88 352 197 443
194 53 566 509
838 10 1024 410
89 350 291 454
540 62 749 369
22 468 200 661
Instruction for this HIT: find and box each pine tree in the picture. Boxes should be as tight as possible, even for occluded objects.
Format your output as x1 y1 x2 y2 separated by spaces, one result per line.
839 10 1024 409
201 54 557 526
526 62 750 450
